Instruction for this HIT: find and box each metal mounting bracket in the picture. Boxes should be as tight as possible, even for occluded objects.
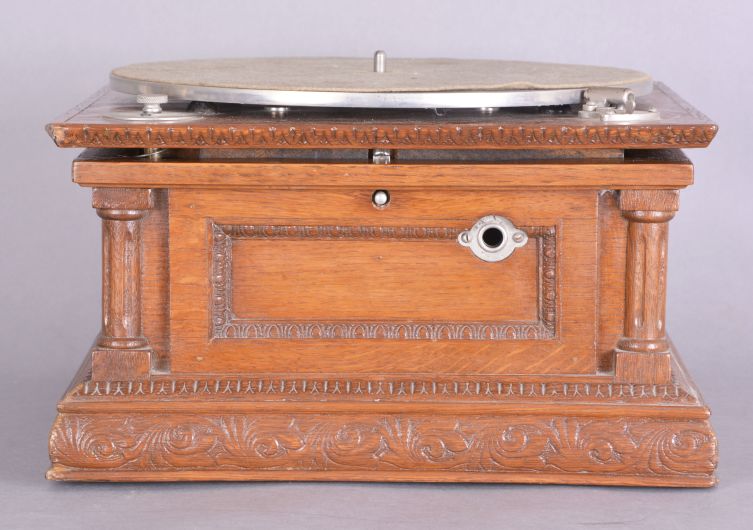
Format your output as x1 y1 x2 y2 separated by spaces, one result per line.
578 87 660 123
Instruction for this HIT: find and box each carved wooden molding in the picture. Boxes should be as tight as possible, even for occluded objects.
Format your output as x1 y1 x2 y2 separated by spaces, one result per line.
70 376 698 405
211 223 557 341
51 123 718 150
49 413 717 480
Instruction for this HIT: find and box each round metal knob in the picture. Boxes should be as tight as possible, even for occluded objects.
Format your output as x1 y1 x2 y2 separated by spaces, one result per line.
136 94 168 116
103 93 199 122
372 190 390 207
136 94 169 105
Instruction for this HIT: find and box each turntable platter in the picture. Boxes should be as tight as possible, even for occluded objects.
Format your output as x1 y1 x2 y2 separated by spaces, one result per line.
110 57 653 109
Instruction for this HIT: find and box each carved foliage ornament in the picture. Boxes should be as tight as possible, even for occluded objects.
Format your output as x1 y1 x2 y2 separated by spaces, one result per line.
50 413 717 477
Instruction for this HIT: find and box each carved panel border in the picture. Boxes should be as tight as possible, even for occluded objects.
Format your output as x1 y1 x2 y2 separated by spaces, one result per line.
49 413 717 479
210 223 557 341
53 123 718 149
72 376 698 405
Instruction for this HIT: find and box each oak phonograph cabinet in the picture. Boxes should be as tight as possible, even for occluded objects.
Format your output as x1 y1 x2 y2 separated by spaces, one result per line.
45 55 718 486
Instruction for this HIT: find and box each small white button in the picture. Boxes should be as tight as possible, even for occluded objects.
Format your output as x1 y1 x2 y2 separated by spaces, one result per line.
372 190 390 207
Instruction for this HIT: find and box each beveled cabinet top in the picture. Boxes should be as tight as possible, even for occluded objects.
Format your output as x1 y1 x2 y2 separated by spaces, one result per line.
47 83 716 151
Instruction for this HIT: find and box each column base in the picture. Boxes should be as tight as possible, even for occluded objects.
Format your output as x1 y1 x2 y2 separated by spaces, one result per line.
614 349 672 384
91 347 152 381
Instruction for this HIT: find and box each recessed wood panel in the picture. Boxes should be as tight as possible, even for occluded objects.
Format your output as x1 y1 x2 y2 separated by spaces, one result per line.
232 239 538 321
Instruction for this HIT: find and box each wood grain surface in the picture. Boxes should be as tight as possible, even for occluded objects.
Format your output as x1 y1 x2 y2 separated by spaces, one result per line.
167 187 597 375
71 151 694 189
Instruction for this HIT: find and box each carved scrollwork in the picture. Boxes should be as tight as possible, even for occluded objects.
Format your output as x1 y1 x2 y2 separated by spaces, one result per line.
50 413 717 479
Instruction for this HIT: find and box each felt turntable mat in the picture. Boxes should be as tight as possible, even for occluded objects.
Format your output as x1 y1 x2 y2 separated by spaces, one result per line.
111 58 652 93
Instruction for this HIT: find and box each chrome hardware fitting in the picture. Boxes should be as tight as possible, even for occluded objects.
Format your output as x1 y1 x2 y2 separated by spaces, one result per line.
103 93 200 122
579 87 660 123
144 147 163 160
137 94 168 115
458 215 528 262
265 106 289 117
374 50 386 73
371 149 392 164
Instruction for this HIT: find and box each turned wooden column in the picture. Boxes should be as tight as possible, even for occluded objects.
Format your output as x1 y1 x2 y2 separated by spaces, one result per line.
615 190 679 384
91 188 153 381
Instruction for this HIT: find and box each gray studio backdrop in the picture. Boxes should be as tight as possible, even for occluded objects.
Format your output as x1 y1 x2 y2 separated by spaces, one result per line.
1 1 751 528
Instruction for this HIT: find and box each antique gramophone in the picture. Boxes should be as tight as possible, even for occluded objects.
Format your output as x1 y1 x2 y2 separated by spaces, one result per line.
46 54 718 486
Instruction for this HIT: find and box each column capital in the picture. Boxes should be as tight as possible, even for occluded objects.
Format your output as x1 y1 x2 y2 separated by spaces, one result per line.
619 189 679 213
621 210 676 223
92 188 153 211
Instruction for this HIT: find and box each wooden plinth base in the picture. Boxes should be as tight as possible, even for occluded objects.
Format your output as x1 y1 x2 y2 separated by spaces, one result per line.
47 345 717 487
